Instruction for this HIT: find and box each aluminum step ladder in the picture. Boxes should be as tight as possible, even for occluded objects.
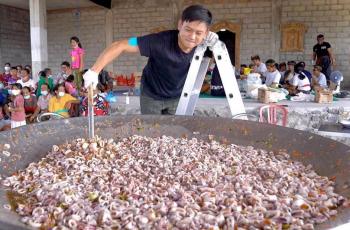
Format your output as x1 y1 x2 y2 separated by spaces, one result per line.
175 39 246 117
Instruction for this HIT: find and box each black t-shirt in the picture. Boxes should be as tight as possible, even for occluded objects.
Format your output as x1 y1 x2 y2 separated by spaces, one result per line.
210 65 225 96
137 30 195 99
313 42 331 57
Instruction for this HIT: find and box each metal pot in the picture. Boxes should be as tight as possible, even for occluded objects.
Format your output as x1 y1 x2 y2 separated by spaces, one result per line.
0 115 349 229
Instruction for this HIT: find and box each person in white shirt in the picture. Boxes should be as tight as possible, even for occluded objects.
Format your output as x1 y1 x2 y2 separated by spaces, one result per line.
291 72 311 93
17 69 36 92
278 62 287 82
251 55 267 77
264 59 281 88
312 65 328 89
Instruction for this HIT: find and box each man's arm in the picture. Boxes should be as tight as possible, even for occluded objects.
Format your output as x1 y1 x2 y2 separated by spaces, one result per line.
312 51 317 63
91 39 139 73
327 47 336 65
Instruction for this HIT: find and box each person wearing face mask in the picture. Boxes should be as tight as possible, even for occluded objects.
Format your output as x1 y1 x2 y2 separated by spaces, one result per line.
80 85 109 116
30 83 52 122
48 84 79 118
22 86 38 123
37 69 54 97
8 83 26 128
17 69 36 92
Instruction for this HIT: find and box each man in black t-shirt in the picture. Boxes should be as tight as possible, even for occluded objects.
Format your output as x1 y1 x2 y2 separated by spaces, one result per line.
312 34 335 80
83 5 217 115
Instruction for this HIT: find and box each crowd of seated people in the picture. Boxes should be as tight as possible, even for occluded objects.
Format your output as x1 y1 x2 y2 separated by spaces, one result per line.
0 62 111 131
239 55 333 95
201 54 334 97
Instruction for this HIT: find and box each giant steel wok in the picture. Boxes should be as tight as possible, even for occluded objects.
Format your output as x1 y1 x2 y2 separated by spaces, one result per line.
0 115 349 229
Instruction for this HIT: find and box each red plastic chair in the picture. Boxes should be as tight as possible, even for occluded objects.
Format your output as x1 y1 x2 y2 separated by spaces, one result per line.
259 104 288 126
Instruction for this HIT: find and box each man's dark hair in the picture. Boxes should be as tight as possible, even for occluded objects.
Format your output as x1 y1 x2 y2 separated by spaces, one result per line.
317 34 324 39
38 70 46 78
279 62 286 68
181 5 212 26
66 74 74 82
298 61 306 67
4 62 10 66
11 67 17 70
22 86 31 93
265 59 276 67
295 62 304 73
313 65 322 72
251 55 260 61
61 61 70 68
44 68 51 75
22 68 30 74
54 83 65 92
287 60 296 65
12 83 22 90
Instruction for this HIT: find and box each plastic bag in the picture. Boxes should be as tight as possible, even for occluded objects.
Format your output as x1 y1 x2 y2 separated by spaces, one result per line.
105 91 118 103
246 73 262 98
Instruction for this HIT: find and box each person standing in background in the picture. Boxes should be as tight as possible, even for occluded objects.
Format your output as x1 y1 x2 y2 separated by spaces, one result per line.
312 34 335 80
70 36 85 90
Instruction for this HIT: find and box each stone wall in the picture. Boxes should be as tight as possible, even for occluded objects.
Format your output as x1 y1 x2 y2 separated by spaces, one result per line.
280 0 350 86
112 0 175 74
0 0 349 87
0 4 31 67
47 7 106 73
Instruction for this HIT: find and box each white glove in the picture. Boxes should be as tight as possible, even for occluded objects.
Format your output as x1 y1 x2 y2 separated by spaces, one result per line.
83 69 99 89
204 31 219 47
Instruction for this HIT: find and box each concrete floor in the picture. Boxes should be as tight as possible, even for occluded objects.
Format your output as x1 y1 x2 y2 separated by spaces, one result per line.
109 96 350 146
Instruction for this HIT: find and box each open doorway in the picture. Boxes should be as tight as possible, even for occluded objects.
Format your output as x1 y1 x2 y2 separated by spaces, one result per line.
217 29 236 66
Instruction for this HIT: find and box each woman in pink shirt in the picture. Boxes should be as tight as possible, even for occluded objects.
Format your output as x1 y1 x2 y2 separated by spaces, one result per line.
70 36 85 90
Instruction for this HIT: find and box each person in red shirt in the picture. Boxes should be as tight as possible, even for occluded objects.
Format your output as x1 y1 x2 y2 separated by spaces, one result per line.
80 88 109 116
22 86 38 123
8 83 26 128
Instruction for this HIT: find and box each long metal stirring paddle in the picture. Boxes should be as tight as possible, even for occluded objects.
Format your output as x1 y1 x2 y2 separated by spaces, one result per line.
88 84 95 139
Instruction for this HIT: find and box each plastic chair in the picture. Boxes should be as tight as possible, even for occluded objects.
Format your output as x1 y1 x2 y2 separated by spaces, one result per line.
259 104 288 126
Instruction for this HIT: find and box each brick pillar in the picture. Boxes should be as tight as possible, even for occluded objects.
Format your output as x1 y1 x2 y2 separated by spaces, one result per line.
29 0 48 82
105 9 114 73
271 0 282 62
